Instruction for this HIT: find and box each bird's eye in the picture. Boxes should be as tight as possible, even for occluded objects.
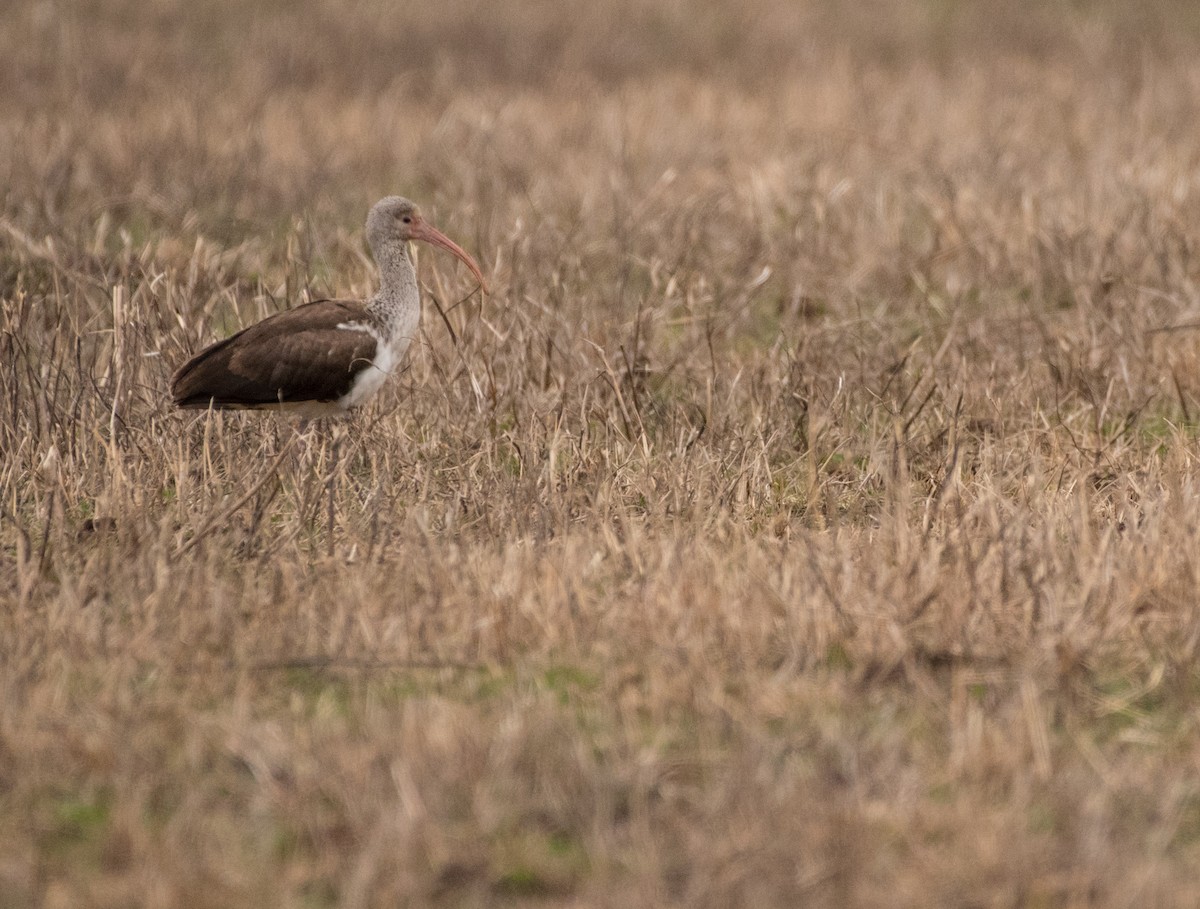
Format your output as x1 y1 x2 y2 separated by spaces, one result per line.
402 215 412 224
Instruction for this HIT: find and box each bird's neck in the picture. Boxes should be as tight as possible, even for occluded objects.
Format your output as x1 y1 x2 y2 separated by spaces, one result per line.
368 240 420 342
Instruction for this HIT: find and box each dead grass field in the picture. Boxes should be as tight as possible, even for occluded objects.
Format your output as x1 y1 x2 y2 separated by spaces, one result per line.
7 0 1200 905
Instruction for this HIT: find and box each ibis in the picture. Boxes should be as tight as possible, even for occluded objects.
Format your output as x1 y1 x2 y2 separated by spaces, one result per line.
171 197 486 416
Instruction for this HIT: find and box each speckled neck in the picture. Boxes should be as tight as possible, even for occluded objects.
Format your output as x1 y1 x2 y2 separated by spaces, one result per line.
366 238 420 343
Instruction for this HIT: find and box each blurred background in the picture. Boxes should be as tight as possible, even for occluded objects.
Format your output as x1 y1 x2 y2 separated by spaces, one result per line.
7 0 1200 339
6 0 1200 233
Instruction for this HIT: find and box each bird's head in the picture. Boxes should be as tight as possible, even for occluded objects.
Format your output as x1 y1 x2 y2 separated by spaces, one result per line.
366 196 486 291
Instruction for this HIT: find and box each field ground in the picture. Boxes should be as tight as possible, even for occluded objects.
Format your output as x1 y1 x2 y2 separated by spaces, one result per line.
7 1 1200 905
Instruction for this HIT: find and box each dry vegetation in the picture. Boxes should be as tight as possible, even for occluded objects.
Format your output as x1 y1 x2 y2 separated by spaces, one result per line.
7 0 1200 905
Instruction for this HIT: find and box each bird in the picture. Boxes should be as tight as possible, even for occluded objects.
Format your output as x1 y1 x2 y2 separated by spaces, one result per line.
171 196 486 417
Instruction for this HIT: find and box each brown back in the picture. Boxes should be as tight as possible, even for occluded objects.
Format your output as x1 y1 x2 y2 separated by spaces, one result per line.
171 299 378 409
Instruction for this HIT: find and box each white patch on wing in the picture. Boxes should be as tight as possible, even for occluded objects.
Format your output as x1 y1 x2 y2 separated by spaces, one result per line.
339 325 403 410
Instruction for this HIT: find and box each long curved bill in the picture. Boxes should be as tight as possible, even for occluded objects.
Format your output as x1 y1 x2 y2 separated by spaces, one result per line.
411 218 488 293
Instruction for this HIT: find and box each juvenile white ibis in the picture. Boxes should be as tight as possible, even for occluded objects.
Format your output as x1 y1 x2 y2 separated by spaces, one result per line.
171 197 485 416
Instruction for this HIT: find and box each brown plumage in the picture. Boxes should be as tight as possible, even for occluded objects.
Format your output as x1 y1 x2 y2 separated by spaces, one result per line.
171 300 380 412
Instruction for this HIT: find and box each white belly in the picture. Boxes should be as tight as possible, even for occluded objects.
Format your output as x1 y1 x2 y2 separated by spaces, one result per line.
339 335 409 410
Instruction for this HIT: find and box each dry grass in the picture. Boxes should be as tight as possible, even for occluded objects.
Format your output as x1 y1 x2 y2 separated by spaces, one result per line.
6 0 1200 905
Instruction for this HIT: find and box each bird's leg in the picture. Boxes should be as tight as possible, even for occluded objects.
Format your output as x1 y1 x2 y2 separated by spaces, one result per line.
326 426 339 557
290 417 321 470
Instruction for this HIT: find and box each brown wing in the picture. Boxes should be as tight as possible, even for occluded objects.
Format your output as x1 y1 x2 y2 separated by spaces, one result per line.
171 299 379 409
